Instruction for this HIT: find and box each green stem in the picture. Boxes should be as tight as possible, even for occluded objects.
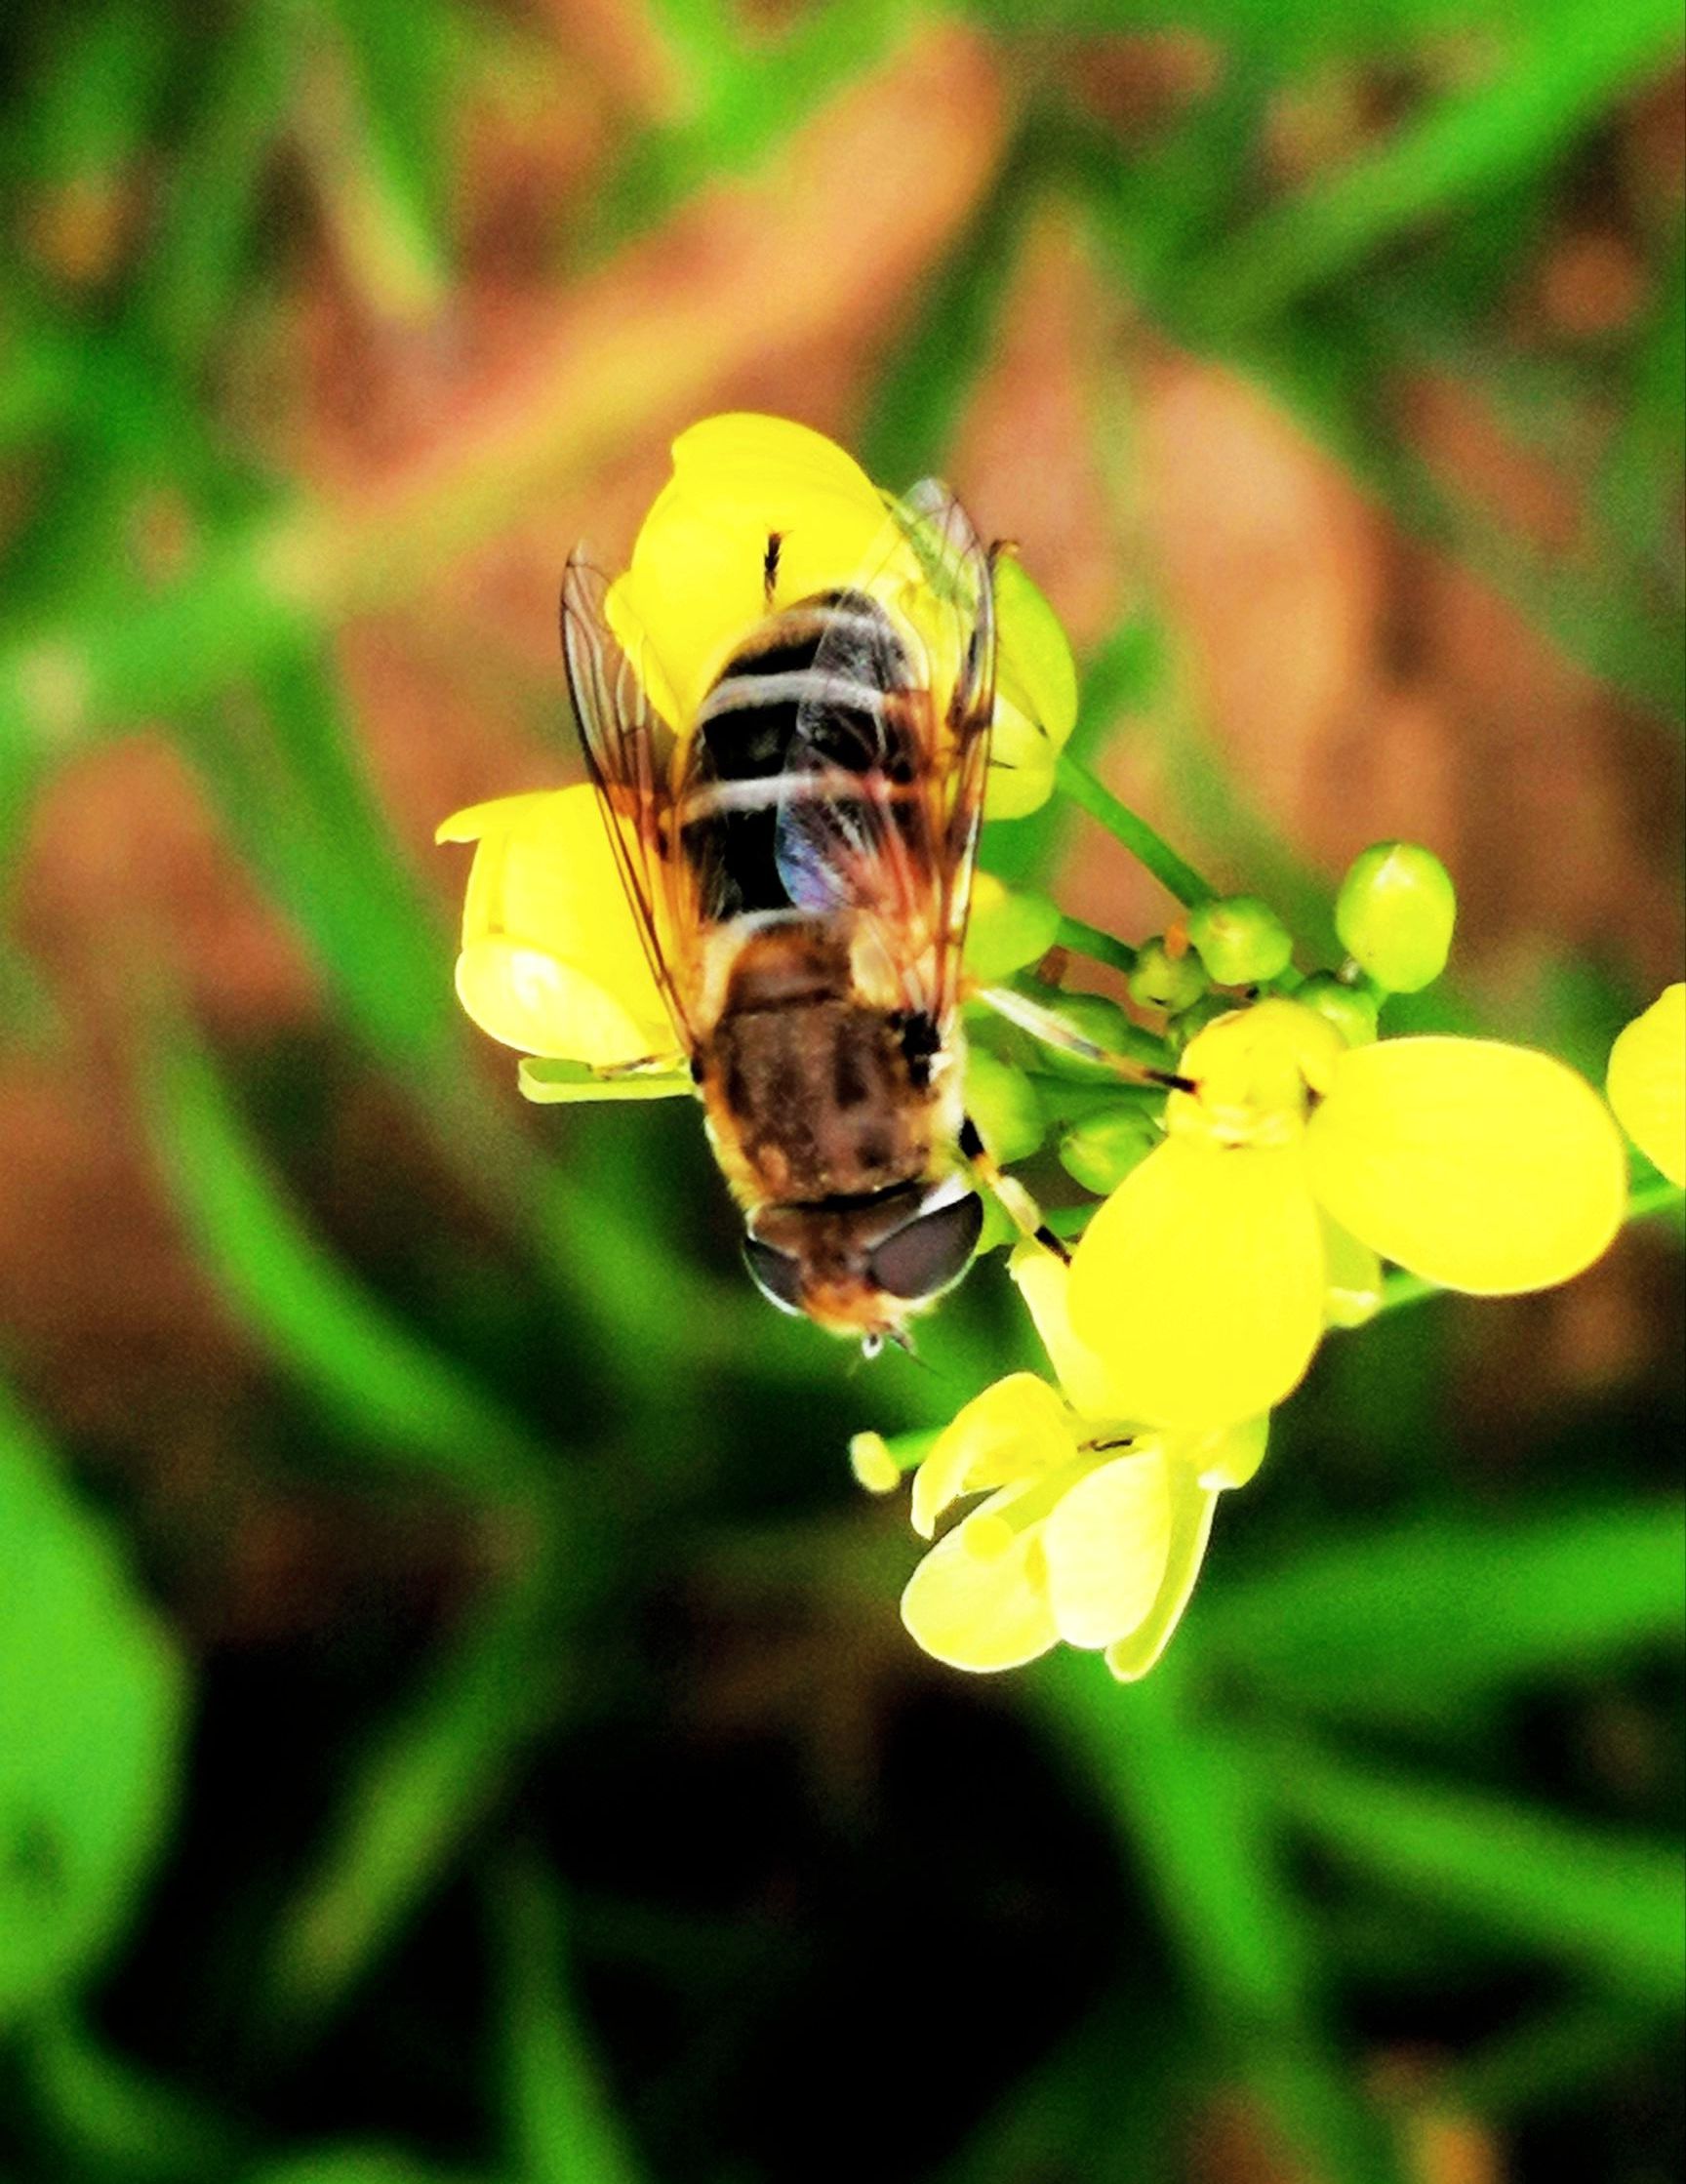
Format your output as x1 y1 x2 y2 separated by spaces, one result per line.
1054 914 1138 977
1378 1177 1683 1315
1055 753 1219 910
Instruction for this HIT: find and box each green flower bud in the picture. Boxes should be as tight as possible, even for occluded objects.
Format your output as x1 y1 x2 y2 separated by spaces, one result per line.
1169 992 1235 1042
1128 938 1207 1015
963 1048 1045 1165
1033 992 1168 1082
1059 1107 1159 1194
1295 970 1379 1048
1186 895 1294 986
963 877 1062 985
1335 842 1457 993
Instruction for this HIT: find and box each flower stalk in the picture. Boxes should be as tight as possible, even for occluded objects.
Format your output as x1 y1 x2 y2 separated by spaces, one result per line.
1055 750 1219 909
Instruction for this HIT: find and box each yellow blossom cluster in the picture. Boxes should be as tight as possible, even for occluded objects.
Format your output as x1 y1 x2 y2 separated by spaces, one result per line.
436 414 1683 1684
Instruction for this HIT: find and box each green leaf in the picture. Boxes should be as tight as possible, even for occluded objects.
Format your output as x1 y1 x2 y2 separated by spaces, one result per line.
1600 207 1686 572
17 2009 248 2184
1183 0 1686 328
303 0 456 319
7 0 171 189
1198 1503 1686 1724
243 2152 497 2184
584 0 918 254
492 1853 649 2184
1037 1649 1408 2184
0 1382 184 2025
1254 1735 1686 2004
932 1995 1187 2184
963 0 1540 61
132 0 304 365
1452 1990 1676 2121
179 647 456 1072
858 125 1043 487
261 1508 571 2039
143 1028 550 1496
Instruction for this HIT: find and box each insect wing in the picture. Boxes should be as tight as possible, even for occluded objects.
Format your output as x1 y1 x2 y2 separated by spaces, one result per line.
909 478 996 1017
559 553 701 1057
774 482 995 1022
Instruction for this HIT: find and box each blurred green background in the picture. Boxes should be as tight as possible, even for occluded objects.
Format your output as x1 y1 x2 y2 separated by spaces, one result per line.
0 3 1682 2181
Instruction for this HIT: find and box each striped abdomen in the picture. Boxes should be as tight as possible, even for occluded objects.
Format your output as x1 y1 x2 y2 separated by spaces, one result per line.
677 589 922 925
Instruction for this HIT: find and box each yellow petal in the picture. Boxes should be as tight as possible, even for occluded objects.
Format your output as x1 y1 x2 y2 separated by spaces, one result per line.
1104 1468 1221 1682
910 1372 1072 1540
1066 1137 1327 1429
987 559 1078 821
440 784 674 1068
455 943 669 1068
900 1485 1060 1673
1009 1247 1140 1424
435 789 563 846
1321 1216 1384 1328
1306 1037 1627 1294
1189 1414 1269 1491
1607 984 1686 1188
607 414 898 726
1174 999 1345 1146
1041 1448 1173 1649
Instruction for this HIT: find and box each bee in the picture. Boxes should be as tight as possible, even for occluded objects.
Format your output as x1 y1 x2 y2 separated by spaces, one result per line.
561 483 1065 1353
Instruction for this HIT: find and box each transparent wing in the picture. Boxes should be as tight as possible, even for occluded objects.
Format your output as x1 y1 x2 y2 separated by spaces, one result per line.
559 552 701 1057
773 480 995 1024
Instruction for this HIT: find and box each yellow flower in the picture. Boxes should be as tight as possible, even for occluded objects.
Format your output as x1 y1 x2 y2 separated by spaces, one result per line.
436 788 676 1070
1607 984 1685 1188
1066 999 1628 1430
899 1256 1265 1679
606 414 1076 815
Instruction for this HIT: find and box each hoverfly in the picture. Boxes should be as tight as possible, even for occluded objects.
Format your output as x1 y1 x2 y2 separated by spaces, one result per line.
561 484 1101 1353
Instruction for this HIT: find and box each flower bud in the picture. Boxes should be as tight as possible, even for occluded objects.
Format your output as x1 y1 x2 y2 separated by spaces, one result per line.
964 1049 1045 1165
1295 970 1379 1048
964 876 1062 985
1187 895 1294 986
1128 938 1207 1016
849 1433 903 1494
1059 1107 1160 1194
1335 842 1457 993
1167 991 1234 1041
1607 984 1685 1187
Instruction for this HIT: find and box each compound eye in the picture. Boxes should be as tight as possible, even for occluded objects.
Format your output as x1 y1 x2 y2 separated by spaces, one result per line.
869 1192 984 1302
743 1235 804 1314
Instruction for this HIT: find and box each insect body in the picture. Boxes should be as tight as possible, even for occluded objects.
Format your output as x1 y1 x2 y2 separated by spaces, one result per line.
561 485 1001 1350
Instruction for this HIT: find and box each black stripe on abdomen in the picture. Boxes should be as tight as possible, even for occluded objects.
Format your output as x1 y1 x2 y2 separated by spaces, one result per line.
681 591 919 918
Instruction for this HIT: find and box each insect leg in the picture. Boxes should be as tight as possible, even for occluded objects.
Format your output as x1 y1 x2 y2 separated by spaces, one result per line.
958 1115 1070 1264
976 984 1193 1092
